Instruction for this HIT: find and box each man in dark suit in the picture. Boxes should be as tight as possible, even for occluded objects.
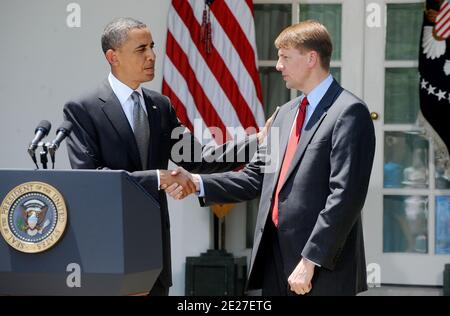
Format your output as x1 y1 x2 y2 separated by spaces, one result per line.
63 17 264 296
169 20 375 296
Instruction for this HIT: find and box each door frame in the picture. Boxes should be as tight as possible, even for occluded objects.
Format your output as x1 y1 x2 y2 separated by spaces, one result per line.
363 0 450 286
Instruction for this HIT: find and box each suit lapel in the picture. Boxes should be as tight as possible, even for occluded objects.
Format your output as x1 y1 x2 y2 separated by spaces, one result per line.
99 81 142 170
281 80 343 189
142 90 161 168
269 97 301 193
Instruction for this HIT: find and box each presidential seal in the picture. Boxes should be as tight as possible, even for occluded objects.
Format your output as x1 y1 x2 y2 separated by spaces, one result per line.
0 182 67 253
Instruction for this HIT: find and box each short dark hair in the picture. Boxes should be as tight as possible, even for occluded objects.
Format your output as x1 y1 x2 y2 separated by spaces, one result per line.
275 20 332 70
101 17 147 54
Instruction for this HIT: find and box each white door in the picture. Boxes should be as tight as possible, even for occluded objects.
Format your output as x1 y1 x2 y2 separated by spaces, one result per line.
363 0 450 286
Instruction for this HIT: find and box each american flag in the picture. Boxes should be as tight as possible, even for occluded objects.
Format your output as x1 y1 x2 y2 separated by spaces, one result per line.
162 0 265 145
419 0 450 173
435 0 449 39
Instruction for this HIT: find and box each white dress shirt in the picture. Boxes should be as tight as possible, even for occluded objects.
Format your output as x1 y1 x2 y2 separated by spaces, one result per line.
108 73 163 187
108 72 147 132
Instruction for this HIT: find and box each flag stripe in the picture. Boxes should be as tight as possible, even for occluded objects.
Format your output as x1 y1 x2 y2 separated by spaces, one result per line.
168 8 243 133
162 80 215 144
225 0 258 63
165 31 231 142
245 0 254 15
163 58 197 129
163 56 212 140
188 1 265 126
163 0 264 146
162 80 193 132
436 15 450 36
440 28 450 38
172 0 258 130
223 0 264 121
437 20 450 37
208 1 264 105
436 2 450 31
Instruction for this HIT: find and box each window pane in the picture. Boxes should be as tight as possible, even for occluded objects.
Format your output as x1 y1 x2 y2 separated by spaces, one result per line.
384 132 429 189
259 66 290 116
384 68 420 124
299 4 342 61
330 67 341 83
384 195 428 254
386 3 423 60
254 4 291 60
436 156 450 189
436 196 450 254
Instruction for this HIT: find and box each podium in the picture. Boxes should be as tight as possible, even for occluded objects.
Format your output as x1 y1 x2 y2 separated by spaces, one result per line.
0 169 162 296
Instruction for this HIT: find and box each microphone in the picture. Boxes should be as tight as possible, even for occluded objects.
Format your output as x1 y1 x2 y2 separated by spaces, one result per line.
48 121 73 168
28 120 51 168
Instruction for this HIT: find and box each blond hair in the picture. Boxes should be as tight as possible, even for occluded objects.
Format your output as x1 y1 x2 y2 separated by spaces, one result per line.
275 20 332 70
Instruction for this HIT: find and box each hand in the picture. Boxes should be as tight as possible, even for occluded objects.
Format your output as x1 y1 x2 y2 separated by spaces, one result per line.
257 106 279 145
165 167 200 199
288 258 315 295
161 167 199 199
159 168 197 199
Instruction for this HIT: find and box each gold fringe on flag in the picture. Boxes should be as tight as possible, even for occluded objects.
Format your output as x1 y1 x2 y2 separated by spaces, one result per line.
211 203 235 219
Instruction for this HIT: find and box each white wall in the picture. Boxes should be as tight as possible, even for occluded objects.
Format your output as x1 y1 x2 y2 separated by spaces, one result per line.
0 0 216 295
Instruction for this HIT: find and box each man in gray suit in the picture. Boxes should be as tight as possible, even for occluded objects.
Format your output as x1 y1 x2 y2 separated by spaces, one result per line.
168 20 375 296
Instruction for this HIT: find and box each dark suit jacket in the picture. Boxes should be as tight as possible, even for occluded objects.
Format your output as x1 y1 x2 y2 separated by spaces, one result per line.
200 80 375 295
63 80 257 290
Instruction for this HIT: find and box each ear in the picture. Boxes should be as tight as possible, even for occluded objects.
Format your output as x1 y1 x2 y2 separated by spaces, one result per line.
105 49 119 66
308 51 319 68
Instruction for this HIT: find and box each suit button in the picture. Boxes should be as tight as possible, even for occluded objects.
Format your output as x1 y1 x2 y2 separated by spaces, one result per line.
260 227 264 233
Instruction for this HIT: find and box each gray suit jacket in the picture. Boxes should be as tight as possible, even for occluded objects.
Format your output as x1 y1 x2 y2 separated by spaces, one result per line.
63 80 257 290
200 80 375 295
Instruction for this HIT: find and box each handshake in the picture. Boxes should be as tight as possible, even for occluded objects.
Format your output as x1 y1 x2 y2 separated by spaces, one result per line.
158 107 279 200
159 167 200 200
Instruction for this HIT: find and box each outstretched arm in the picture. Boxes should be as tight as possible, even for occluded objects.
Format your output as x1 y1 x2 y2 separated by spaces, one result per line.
162 107 279 200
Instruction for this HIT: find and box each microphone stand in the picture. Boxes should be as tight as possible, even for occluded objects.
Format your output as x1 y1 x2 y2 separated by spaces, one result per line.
39 142 49 170
49 146 56 169
28 148 39 169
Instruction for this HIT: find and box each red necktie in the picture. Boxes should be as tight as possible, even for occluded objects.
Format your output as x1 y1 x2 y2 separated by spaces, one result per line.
272 97 309 227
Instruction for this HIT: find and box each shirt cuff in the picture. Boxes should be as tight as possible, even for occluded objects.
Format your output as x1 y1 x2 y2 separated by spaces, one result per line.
157 169 161 190
304 257 321 267
195 174 205 197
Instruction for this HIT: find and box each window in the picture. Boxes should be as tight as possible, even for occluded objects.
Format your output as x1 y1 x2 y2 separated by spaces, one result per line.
381 3 436 254
254 2 342 116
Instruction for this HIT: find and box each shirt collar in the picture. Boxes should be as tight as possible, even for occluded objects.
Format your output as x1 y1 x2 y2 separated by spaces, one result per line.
301 74 333 110
108 72 143 106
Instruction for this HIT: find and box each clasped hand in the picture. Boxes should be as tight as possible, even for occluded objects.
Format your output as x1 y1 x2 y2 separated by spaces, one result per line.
159 167 199 200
